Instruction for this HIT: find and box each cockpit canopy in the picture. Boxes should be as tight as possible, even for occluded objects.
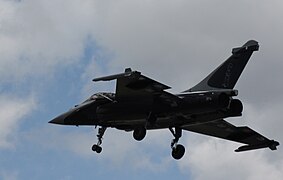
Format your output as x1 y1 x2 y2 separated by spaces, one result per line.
88 92 115 102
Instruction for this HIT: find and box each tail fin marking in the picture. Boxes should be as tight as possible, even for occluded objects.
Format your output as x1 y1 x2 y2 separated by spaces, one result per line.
185 40 259 92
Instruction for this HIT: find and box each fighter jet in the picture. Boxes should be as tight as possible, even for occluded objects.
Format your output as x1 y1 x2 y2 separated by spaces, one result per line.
49 40 279 160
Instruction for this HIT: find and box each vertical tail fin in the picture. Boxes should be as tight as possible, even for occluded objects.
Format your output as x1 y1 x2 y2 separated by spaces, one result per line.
185 40 259 92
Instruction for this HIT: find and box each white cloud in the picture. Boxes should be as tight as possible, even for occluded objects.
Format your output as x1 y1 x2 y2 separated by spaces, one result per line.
100 129 173 171
27 126 173 171
179 138 283 180
0 94 35 148
0 0 96 82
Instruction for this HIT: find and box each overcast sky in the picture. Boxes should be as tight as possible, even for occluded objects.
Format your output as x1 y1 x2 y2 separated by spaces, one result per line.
1 0 283 179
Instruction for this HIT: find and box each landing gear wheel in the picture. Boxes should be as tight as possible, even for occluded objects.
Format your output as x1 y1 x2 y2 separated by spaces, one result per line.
133 127 146 141
92 126 107 154
169 127 185 160
92 144 102 153
171 144 185 160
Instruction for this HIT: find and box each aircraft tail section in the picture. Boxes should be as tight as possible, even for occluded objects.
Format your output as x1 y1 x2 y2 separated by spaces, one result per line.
185 40 259 92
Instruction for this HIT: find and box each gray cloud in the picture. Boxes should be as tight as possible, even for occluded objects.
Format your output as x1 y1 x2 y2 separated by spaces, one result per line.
0 0 96 82
89 0 283 93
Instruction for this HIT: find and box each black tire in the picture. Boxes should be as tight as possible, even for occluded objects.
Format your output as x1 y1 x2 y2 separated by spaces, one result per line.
92 144 102 153
172 144 185 160
133 127 146 141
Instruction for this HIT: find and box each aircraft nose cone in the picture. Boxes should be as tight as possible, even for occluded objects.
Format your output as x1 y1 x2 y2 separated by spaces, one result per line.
49 113 66 125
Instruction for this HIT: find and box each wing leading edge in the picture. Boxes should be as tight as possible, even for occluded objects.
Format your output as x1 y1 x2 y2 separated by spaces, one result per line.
181 119 279 152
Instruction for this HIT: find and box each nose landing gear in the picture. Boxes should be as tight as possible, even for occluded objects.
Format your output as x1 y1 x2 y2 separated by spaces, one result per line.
92 126 107 153
170 127 185 160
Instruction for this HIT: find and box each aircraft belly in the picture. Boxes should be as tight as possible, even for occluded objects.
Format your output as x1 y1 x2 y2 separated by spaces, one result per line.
108 117 177 130
95 104 231 128
96 109 178 129
94 94 236 129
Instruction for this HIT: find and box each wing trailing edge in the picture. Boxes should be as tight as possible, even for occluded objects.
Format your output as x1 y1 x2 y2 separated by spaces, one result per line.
185 40 259 92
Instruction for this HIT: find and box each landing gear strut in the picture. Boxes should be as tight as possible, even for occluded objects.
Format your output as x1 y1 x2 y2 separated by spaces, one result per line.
132 112 156 141
92 126 107 153
169 127 185 160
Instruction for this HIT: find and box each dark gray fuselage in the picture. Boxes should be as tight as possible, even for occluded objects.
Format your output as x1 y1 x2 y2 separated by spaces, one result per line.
53 90 241 132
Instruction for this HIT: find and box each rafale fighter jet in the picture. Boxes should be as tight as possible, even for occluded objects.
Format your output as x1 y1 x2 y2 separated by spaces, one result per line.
49 40 279 160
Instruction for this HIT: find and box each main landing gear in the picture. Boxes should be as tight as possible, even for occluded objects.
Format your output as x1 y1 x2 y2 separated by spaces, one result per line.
132 112 156 141
170 127 185 160
93 125 185 160
92 126 107 153
133 127 146 141
133 126 185 160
